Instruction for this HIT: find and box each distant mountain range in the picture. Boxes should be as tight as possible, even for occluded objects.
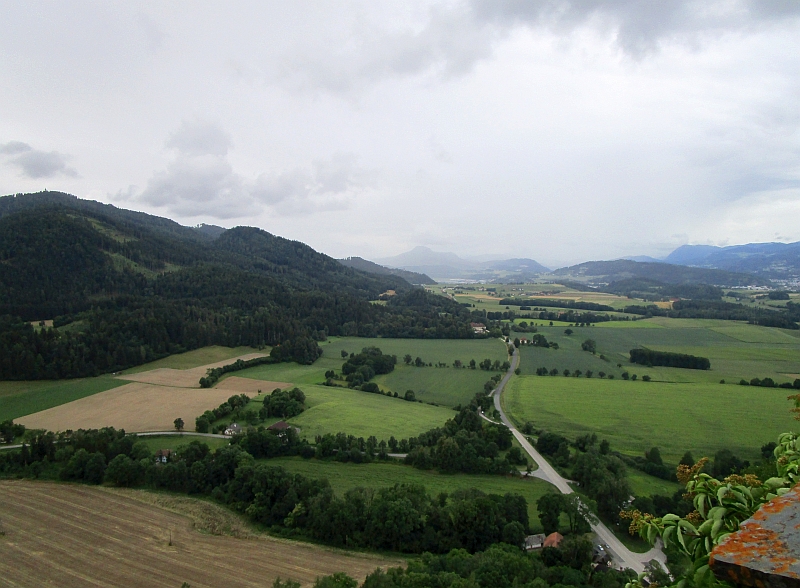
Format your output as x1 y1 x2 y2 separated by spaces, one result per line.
662 242 800 279
338 257 435 285
552 259 770 287
374 246 550 281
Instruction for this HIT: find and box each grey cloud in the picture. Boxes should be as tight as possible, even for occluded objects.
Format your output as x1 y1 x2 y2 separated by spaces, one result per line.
165 119 231 157
0 141 32 155
275 0 800 93
138 124 361 218
470 0 800 55
0 142 77 178
138 154 252 219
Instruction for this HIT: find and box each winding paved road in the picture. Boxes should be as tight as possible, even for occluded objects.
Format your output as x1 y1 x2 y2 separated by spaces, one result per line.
491 345 664 573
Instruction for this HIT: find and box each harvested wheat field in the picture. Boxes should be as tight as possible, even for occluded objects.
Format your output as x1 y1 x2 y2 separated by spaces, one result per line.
116 353 269 388
0 481 399 588
17 382 257 433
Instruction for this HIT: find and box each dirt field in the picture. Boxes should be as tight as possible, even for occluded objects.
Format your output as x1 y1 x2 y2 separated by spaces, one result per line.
117 353 268 388
0 481 398 588
16 382 257 433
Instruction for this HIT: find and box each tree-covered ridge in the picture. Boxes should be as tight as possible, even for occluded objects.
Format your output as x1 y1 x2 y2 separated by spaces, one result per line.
0 193 484 380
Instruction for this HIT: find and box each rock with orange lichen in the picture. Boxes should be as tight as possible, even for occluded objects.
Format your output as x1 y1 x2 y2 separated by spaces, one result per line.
711 485 800 588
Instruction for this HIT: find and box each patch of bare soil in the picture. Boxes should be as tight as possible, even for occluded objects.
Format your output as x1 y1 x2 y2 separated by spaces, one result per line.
0 480 401 588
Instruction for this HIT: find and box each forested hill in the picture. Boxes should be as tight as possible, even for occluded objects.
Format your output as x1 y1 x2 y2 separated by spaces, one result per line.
0 192 478 380
553 259 769 287
339 256 436 285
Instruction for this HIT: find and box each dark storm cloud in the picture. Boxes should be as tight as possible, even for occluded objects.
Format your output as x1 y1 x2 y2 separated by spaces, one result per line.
0 141 77 179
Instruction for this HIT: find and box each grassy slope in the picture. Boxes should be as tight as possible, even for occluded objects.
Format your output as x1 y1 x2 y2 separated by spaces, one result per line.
503 376 796 463
517 320 800 384
1 345 265 422
135 435 231 453
284 385 456 441
268 456 556 530
235 337 509 409
0 376 127 421
122 345 261 374
374 366 496 407
322 337 508 365
627 470 683 498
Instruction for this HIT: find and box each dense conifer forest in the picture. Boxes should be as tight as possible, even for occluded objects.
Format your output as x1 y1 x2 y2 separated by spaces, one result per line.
0 192 480 380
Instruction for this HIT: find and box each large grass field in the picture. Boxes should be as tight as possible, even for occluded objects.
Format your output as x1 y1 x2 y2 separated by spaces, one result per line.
279 384 456 441
516 319 800 384
235 337 509 408
0 376 127 422
503 376 797 463
322 337 507 366
268 456 556 530
134 434 232 453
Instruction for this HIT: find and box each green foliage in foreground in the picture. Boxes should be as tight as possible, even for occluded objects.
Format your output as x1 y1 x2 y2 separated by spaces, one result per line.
623 431 800 588
504 376 797 462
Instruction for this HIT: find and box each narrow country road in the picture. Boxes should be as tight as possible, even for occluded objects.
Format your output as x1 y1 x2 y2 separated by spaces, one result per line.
491 345 665 574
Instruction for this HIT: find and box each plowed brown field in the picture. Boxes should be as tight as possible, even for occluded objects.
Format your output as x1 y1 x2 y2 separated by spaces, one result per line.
0 481 399 588
17 382 254 433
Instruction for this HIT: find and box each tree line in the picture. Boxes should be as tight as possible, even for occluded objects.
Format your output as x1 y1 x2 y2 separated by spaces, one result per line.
629 348 711 370
0 427 531 556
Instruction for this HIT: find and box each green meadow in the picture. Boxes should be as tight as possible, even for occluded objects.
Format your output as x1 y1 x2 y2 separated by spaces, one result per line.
134 434 231 453
121 345 261 374
268 456 556 529
516 319 800 384
0 376 127 422
282 384 456 441
503 376 797 463
237 336 509 408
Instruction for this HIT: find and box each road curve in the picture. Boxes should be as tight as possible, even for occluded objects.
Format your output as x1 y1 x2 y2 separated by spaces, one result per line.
491 345 664 573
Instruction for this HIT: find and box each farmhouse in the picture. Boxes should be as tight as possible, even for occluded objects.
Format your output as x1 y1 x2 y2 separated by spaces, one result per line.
470 322 487 334
268 420 291 432
224 423 242 436
524 533 546 551
543 532 563 549
154 449 172 464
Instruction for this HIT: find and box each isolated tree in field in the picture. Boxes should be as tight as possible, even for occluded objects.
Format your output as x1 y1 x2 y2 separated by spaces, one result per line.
414 357 423 367
341 350 349 359
598 371 606 378
469 359 476 369
564 328 573 335
404 354 412 365
174 417 184 432
453 359 462 368
581 339 596 354
563 369 570 377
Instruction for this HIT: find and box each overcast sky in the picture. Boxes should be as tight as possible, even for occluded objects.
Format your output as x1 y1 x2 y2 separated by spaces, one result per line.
1 1 799 267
